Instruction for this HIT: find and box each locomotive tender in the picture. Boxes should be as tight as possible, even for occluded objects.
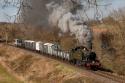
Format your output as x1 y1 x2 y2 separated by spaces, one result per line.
14 39 101 70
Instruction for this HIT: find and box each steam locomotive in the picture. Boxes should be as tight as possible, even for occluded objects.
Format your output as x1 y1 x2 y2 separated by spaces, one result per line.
14 39 101 70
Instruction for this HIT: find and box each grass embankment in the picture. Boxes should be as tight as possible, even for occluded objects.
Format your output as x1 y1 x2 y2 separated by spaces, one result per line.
0 64 23 83
0 44 101 83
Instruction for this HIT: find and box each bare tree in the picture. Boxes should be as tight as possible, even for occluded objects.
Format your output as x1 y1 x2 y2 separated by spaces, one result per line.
0 0 110 24
0 0 110 46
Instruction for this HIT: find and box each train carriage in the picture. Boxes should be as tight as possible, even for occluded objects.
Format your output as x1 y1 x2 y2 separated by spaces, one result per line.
43 43 56 55
36 41 44 53
57 50 61 58
24 40 36 50
14 39 23 47
62 52 66 59
39 42 44 53
65 52 70 61
63 51 66 59
52 50 58 57
60 51 63 59
36 41 41 51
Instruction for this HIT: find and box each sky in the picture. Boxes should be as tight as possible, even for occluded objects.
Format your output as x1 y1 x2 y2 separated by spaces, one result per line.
0 0 125 22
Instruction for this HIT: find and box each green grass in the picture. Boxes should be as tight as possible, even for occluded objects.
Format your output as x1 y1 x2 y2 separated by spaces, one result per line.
0 64 23 83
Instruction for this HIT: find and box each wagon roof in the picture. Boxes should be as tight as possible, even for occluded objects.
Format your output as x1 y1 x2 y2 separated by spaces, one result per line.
36 41 43 43
44 43 54 46
24 40 35 42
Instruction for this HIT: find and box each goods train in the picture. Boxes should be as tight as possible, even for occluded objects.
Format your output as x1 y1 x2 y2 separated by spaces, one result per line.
14 39 101 70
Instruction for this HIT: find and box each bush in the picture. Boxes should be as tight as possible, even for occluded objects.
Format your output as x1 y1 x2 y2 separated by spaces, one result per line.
92 19 125 76
60 35 77 51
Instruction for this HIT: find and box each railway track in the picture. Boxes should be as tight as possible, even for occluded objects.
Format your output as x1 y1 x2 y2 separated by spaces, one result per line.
7 44 125 83
93 71 125 83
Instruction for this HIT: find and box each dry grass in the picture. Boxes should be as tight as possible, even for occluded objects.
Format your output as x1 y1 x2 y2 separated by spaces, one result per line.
1 42 121 83
0 64 23 83
92 21 125 75
0 44 102 83
0 14 125 77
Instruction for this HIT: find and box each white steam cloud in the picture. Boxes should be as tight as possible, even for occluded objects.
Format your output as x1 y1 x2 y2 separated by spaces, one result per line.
46 0 93 49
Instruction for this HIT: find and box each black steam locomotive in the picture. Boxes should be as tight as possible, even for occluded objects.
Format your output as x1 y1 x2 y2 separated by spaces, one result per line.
70 46 101 70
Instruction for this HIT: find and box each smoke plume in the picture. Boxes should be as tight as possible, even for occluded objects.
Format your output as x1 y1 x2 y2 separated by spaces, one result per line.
47 0 93 49
20 0 94 49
